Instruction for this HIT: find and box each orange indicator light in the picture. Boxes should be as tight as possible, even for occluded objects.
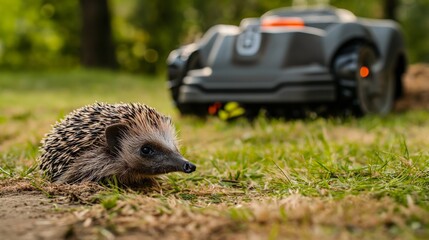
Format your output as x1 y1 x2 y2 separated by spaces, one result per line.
208 102 222 115
360 66 370 78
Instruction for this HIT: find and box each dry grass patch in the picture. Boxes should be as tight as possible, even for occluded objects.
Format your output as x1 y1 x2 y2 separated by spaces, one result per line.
55 192 428 240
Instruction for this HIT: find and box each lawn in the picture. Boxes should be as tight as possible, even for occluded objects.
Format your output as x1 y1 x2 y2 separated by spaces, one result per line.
1 69 429 239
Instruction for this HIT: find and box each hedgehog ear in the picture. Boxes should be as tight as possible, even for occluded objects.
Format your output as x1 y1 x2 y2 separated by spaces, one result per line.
105 123 129 155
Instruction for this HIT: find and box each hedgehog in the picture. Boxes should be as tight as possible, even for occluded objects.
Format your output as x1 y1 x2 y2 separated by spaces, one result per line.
38 102 196 185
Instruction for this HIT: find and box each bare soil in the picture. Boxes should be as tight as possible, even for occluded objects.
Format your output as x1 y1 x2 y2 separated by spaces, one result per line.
395 63 429 111
1 64 429 240
0 179 103 240
0 192 70 240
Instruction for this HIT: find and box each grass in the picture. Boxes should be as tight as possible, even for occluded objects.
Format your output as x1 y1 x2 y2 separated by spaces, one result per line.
1 69 429 239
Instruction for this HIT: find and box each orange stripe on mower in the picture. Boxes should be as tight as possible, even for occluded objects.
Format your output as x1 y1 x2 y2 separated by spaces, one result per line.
261 17 305 29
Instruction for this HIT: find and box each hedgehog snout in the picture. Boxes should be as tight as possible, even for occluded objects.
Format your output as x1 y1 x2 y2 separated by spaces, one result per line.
183 162 196 173
172 156 196 174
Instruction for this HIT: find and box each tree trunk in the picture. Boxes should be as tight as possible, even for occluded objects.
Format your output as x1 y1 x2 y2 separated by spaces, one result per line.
383 0 399 20
80 0 116 69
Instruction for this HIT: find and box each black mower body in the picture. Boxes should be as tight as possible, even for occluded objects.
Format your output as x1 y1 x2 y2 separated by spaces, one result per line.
168 7 407 116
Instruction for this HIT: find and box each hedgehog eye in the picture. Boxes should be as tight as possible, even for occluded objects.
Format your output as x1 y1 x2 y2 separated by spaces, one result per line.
140 145 154 156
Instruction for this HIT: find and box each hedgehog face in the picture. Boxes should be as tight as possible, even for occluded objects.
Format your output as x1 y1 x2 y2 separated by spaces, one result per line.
105 123 196 175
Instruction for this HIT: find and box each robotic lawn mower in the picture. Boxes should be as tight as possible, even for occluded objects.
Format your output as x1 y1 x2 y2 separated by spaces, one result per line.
167 7 407 119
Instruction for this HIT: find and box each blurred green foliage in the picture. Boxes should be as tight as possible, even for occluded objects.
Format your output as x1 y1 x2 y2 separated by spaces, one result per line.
399 0 429 63
0 0 80 68
0 0 427 73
